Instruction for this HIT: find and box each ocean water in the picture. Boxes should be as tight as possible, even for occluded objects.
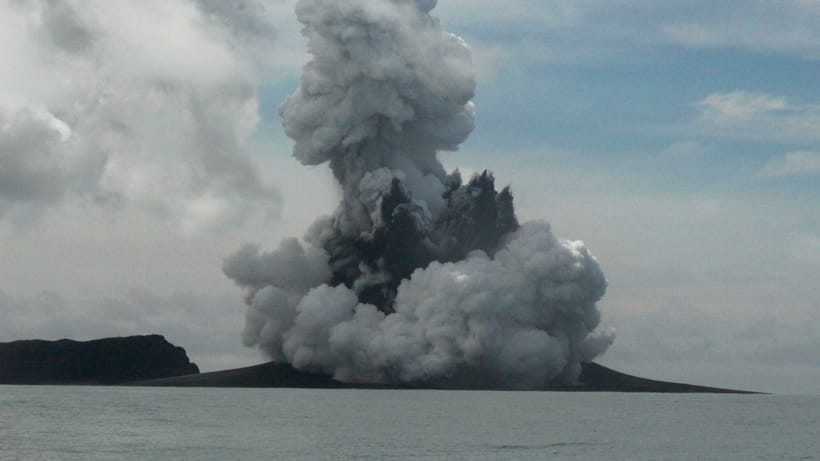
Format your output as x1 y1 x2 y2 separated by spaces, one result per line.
0 386 817 461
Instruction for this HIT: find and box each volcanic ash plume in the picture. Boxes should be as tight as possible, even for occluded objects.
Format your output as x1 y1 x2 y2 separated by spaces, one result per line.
224 0 614 389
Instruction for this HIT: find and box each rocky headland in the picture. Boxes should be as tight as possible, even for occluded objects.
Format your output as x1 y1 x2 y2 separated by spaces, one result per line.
0 335 199 385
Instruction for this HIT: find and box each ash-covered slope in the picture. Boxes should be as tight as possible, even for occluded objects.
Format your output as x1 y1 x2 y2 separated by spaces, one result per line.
0 335 199 385
138 361 760 393
574 362 759 393
139 362 361 389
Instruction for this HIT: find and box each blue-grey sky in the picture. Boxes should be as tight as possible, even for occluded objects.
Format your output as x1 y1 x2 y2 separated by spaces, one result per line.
1 0 818 393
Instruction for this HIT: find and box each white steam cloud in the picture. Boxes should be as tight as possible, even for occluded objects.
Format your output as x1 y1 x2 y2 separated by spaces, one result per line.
224 0 614 389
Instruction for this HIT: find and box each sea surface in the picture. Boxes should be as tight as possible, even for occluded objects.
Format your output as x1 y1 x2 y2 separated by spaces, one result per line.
0 386 817 460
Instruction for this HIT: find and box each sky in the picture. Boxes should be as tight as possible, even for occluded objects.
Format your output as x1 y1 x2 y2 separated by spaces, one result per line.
1 0 818 394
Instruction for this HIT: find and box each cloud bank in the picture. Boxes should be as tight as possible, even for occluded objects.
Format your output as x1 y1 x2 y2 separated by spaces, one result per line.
0 0 279 231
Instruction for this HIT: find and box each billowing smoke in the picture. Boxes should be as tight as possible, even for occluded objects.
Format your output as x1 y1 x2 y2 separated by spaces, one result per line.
224 0 614 389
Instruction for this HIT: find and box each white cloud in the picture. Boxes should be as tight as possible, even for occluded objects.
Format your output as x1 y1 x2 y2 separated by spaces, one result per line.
691 91 820 142
430 1 820 86
695 91 788 124
659 140 714 159
0 0 283 231
436 0 582 30
759 151 820 177
662 1 820 59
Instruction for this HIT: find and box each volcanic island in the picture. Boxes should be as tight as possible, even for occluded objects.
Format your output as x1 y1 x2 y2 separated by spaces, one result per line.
0 2 762 396
0 335 759 393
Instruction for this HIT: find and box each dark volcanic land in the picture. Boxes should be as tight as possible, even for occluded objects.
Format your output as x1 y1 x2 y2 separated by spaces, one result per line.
0 335 198 385
139 360 760 393
0 335 759 393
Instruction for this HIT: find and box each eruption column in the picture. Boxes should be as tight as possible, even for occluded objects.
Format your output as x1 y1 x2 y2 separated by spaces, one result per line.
224 0 614 389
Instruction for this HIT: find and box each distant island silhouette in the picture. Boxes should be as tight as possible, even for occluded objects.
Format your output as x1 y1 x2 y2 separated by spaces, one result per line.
0 335 198 385
1 335 760 393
